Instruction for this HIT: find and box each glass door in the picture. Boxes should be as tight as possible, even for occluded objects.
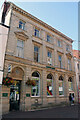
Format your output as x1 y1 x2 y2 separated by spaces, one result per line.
9 81 21 111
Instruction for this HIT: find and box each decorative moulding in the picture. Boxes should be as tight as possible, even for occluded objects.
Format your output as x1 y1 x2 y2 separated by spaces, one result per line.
14 31 29 40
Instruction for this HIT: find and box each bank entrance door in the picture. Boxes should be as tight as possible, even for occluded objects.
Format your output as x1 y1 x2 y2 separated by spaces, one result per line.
9 81 21 111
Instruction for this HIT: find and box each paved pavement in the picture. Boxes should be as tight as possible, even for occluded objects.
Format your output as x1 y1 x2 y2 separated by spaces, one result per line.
2 104 80 119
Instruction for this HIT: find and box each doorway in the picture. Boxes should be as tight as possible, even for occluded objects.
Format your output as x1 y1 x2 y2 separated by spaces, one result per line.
9 80 21 111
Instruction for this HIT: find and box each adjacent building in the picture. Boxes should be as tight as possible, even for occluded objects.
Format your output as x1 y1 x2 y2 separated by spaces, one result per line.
1 2 78 113
73 50 80 88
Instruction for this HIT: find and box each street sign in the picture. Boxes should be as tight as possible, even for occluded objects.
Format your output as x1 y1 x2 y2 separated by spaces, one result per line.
8 64 12 73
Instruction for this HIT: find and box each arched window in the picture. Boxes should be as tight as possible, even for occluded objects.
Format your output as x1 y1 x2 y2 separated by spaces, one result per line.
47 74 53 96
31 71 40 96
68 77 73 91
59 76 64 95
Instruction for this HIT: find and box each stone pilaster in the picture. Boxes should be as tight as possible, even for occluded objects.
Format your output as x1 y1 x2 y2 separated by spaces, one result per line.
73 76 78 102
41 70 47 106
54 73 59 103
64 74 69 103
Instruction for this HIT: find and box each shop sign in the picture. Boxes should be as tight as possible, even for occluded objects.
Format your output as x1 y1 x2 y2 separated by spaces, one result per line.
26 93 30 97
2 93 8 97
46 66 55 70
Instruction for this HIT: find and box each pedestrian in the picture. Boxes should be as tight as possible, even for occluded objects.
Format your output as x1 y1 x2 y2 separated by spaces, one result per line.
72 93 74 105
69 93 72 105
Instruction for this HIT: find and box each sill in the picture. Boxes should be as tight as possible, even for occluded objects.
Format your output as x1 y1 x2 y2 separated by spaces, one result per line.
47 96 54 97
69 90 73 91
59 95 64 97
31 96 40 98
15 55 24 59
17 27 27 32
32 35 42 40
46 41 53 45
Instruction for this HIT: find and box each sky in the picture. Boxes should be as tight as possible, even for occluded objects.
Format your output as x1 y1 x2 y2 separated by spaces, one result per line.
0 0 78 50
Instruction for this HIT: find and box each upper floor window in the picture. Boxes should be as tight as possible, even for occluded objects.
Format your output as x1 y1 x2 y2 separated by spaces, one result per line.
34 28 39 37
47 35 51 43
58 55 62 68
66 45 70 51
16 40 24 58
58 40 62 47
47 51 52 65
19 21 25 30
68 58 71 71
34 46 39 62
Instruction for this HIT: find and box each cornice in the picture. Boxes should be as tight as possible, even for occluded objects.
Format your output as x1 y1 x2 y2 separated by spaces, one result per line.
8 2 73 43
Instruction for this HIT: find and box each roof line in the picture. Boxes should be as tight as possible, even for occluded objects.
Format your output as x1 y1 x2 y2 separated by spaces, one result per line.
8 2 73 43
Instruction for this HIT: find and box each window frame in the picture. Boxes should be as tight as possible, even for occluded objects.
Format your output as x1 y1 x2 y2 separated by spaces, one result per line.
47 34 51 43
34 46 40 62
68 58 72 71
57 40 62 47
47 74 53 97
68 77 73 91
59 76 64 96
34 28 40 37
31 72 40 97
47 51 52 65
16 39 24 58
58 55 62 68
66 44 70 51
19 20 25 30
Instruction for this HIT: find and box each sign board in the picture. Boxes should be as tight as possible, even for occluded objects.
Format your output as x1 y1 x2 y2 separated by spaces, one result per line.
8 64 12 73
46 66 55 70
2 93 8 97
26 93 30 97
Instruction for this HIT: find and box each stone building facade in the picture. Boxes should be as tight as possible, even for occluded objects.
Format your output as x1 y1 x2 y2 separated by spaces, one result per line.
1 2 78 113
73 50 80 88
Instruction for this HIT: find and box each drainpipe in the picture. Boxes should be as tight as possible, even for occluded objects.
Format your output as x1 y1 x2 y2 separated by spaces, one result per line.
41 31 44 106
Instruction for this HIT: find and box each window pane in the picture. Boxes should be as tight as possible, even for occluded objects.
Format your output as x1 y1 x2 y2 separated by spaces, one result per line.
19 21 25 30
31 72 40 96
47 79 53 96
34 29 39 37
59 79 63 95
17 40 24 58
48 51 51 58
47 35 51 42
34 46 39 62
59 55 61 61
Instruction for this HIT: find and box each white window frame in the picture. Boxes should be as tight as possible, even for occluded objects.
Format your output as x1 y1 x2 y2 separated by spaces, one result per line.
16 39 24 58
47 78 53 96
58 40 61 47
19 21 25 30
58 55 62 68
68 58 71 71
34 46 39 62
66 45 70 51
31 74 40 97
47 51 52 65
34 28 40 37
59 80 64 96
47 34 51 43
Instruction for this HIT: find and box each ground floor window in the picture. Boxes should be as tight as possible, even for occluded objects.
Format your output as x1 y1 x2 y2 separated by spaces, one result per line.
31 72 40 96
59 76 64 95
47 74 53 96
